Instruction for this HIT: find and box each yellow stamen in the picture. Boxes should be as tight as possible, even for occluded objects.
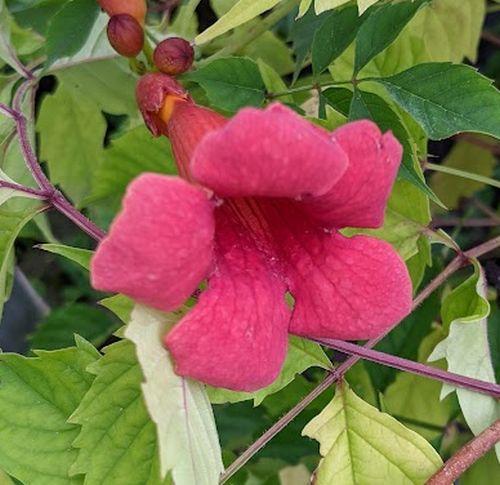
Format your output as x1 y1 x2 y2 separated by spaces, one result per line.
159 95 186 124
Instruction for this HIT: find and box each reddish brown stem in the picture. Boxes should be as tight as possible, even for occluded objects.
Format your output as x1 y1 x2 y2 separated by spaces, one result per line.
0 81 106 242
426 420 500 484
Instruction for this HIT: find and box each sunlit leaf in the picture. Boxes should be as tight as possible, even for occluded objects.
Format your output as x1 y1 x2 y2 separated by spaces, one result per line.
124 305 224 484
429 259 499 459
195 0 281 45
302 383 442 483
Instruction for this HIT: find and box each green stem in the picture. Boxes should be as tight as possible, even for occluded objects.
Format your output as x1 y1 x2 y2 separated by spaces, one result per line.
268 77 377 98
142 38 155 68
203 0 300 63
269 80 353 98
426 162 500 189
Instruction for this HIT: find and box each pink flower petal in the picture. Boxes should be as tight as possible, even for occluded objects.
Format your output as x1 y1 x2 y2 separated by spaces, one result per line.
165 211 290 391
91 174 215 312
303 120 402 229
191 103 348 198
286 230 412 340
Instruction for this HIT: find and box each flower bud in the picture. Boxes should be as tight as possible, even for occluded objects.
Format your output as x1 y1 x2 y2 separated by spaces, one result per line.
107 14 144 58
153 38 194 76
98 0 146 24
136 73 190 136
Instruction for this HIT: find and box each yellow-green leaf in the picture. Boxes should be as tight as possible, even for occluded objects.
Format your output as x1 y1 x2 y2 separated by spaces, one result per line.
124 305 224 485
429 260 500 460
195 0 281 45
302 384 442 484
430 139 497 210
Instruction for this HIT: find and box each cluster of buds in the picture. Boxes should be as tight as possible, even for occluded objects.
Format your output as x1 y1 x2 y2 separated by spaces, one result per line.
98 0 194 76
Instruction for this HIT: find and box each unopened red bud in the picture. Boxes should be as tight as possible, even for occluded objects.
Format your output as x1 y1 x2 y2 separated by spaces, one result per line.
107 14 144 58
153 38 194 76
136 73 189 136
98 0 146 24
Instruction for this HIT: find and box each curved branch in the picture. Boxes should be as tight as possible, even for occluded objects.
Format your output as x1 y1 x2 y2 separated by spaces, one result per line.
426 420 500 484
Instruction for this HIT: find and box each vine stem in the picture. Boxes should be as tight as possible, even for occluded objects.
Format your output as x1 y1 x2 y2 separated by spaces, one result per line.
314 339 500 398
219 234 500 484
425 161 500 189
426 420 500 484
0 180 46 198
0 82 106 243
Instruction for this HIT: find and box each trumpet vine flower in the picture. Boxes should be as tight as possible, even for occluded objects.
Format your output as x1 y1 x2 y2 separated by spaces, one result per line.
91 73 412 392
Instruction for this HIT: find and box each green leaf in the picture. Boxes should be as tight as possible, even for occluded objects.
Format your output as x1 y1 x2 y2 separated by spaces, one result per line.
91 126 176 202
0 169 38 207
312 5 360 75
124 305 224 484
39 243 93 270
195 0 281 45
99 294 135 324
55 59 138 116
257 59 292 103
69 339 168 484
408 0 485 64
430 139 497 210
376 63 500 140
0 206 40 320
28 303 119 351
0 468 14 485
47 13 115 71
429 260 499 459
243 31 295 76
170 0 201 38
329 1 486 83
37 85 106 204
290 6 328 80
302 384 442 483
0 337 99 484
207 336 331 405
0 0 27 76
45 0 99 65
187 57 266 112
354 0 428 74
